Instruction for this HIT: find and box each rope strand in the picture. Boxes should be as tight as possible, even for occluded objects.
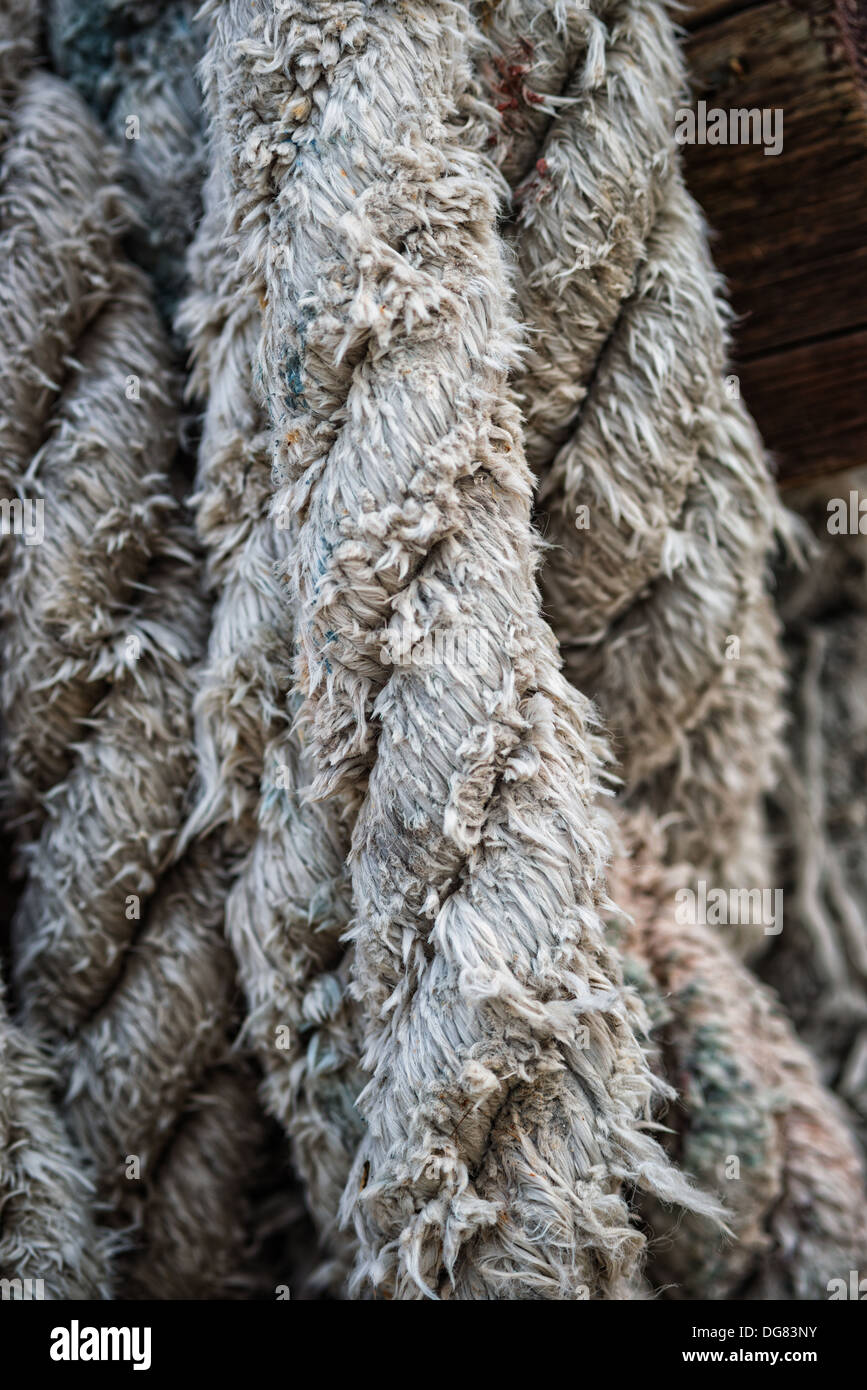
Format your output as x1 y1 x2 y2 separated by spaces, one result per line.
204 0 719 1300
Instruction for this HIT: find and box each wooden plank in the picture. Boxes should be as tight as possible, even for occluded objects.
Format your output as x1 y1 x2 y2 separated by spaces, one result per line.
737 328 867 487
683 0 867 357
680 0 867 484
680 0 763 28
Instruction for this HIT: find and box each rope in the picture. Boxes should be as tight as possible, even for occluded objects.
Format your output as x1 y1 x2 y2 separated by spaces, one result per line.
202 0 720 1300
45 0 208 328
0 37 262 1297
0 0 111 1302
612 816 867 1299
180 160 363 1288
764 481 867 1152
479 0 787 901
0 0 859 1304
0 977 114 1298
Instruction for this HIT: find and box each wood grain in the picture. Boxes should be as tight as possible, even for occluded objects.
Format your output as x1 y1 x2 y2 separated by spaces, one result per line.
738 328 867 486
680 0 867 484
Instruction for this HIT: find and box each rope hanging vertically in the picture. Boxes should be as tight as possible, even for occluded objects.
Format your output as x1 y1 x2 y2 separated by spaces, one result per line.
0 24 264 1298
611 816 867 1300
0 0 862 1305
180 159 364 1288
202 0 721 1300
0 0 113 1303
479 0 787 902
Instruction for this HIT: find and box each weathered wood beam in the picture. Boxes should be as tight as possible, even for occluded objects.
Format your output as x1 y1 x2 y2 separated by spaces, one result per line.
681 0 867 487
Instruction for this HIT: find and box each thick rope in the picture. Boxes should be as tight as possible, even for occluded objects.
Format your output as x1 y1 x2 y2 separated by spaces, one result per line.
180 159 363 1287
611 817 867 1299
0 45 262 1297
0 977 114 1298
0 0 857 1304
474 1 867 1292
0 0 112 1301
763 478 867 1153
45 0 208 328
203 0 720 1301
478 0 787 900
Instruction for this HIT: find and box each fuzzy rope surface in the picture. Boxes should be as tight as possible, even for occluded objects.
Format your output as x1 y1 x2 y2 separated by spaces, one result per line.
203 0 721 1300
0 979 114 1299
478 0 787 904
763 478 867 1154
45 0 208 327
611 817 867 1299
0 36 262 1296
0 0 861 1305
180 158 363 1287
0 0 112 1300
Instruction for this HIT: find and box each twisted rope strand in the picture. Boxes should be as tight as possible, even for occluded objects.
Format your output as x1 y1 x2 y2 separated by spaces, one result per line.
205 0 718 1300
480 0 787 895
180 163 363 1284
0 983 114 1298
764 497 867 1152
45 0 209 327
611 817 867 1299
0 5 113 1300
0 55 262 1296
